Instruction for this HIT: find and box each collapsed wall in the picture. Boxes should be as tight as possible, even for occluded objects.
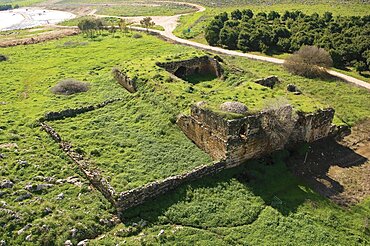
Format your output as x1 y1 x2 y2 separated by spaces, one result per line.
177 105 335 163
112 68 137 93
156 55 223 80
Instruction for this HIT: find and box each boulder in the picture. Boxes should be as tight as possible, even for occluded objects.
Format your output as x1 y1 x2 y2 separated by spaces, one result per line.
24 184 53 193
220 102 248 114
287 84 302 95
254 76 280 89
0 180 14 189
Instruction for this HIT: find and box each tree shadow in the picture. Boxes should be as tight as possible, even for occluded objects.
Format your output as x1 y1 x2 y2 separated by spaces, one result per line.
120 138 367 224
286 138 368 205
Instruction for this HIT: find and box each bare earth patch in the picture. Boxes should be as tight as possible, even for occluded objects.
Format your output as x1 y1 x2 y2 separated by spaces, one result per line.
288 119 370 205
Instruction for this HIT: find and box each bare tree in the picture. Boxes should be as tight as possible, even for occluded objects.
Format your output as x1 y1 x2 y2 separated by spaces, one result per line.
140 17 155 31
261 98 298 150
284 46 333 78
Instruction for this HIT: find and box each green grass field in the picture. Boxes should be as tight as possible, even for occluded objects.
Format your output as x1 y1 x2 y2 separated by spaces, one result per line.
1 17 369 244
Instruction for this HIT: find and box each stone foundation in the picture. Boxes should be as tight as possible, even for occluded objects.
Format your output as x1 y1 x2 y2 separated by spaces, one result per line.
156 55 223 80
177 104 335 163
112 68 137 93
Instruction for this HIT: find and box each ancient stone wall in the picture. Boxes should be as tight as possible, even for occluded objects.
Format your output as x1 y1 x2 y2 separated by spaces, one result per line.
112 68 137 93
178 105 335 164
156 55 223 80
117 161 228 211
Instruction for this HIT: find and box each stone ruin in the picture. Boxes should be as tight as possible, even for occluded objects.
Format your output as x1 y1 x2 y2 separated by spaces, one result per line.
156 55 223 81
254 76 280 89
112 68 137 93
177 104 335 163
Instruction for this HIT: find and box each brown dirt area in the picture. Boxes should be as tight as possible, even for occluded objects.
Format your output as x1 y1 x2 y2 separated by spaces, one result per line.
0 28 80 48
287 119 370 206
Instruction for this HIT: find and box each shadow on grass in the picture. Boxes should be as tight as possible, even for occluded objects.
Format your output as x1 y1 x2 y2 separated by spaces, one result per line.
287 138 368 205
121 138 367 223
183 73 218 84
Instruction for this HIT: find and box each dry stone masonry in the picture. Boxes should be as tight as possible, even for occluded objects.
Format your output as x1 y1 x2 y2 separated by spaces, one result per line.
177 104 335 163
112 68 137 93
156 55 223 80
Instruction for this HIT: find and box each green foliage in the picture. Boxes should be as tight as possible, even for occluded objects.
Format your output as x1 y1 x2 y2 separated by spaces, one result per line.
205 9 370 71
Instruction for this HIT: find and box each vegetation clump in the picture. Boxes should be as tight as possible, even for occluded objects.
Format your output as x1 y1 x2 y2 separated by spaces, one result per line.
284 46 333 78
51 79 90 95
205 9 370 72
220 101 248 114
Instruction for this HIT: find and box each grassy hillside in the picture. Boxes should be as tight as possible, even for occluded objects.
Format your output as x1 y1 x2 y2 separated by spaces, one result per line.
1 30 369 245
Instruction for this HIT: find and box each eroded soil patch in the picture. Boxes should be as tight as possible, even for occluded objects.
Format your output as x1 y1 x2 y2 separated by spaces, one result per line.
288 119 370 205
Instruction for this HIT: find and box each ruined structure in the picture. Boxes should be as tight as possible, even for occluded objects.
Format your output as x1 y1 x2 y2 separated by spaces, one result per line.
254 76 280 89
156 55 223 80
177 104 335 162
112 68 137 93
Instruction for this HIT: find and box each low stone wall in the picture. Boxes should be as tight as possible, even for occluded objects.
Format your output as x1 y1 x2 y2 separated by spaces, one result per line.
39 98 121 122
112 68 137 93
156 55 223 80
40 123 117 206
117 161 230 211
178 104 335 163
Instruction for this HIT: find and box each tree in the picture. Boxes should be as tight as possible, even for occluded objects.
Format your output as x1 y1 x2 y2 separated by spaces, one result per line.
323 12 333 22
268 11 280 21
205 19 223 46
140 17 155 31
78 18 99 37
354 61 367 74
237 30 251 52
242 9 253 19
284 46 333 78
219 27 239 49
119 18 133 33
231 9 242 20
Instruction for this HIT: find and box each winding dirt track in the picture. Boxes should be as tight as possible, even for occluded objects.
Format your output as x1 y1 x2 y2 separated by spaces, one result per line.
95 1 370 91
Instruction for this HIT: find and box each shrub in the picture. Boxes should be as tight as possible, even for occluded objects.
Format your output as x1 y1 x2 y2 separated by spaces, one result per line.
284 46 333 78
51 79 90 95
220 101 248 114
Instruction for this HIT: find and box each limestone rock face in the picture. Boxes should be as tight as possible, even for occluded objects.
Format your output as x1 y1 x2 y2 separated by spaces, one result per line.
220 102 248 114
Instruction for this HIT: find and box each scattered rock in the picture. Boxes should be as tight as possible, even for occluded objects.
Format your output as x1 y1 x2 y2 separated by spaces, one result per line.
254 76 280 89
24 184 53 193
287 84 302 95
25 234 32 241
64 240 73 246
43 207 52 216
220 101 248 114
18 160 28 166
0 143 18 149
0 54 7 62
158 229 165 237
195 101 207 107
0 191 7 198
77 239 88 246
14 192 32 202
0 240 6 246
0 180 14 189
0 201 7 208
56 193 64 200
70 228 78 238
0 153 6 159
17 224 32 235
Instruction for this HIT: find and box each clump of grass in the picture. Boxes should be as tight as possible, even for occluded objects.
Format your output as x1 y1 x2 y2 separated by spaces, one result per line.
51 79 90 95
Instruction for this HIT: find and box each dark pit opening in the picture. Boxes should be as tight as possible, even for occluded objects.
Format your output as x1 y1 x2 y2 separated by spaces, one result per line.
174 66 187 79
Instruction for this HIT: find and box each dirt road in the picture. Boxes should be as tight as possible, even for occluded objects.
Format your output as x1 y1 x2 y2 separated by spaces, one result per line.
94 1 370 91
